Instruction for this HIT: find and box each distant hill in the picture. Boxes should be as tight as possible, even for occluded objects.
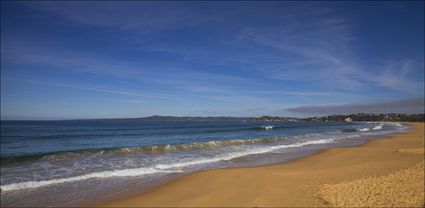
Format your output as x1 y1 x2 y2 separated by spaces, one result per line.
69 115 249 122
137 115 248 121
66 113 424 122
246 116 301 122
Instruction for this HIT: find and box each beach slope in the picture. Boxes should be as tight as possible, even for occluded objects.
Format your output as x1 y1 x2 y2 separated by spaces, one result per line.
102 123 424 207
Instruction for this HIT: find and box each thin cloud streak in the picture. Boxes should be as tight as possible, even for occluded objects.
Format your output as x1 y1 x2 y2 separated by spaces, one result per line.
236 6 423 94
2 42 256 98
251 90 339 96
3 77 166 99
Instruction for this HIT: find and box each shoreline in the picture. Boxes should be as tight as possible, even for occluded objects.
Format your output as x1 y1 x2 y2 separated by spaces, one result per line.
99 122 424 207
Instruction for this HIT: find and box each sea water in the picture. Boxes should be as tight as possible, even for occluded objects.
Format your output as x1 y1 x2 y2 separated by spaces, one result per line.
0 120 409 206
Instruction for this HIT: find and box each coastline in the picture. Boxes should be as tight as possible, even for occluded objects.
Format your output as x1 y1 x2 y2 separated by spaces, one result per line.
99 122 424 207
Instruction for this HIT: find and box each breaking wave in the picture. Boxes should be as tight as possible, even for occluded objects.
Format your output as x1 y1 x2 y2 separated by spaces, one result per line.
358 128 370 132
0 168 179 192
2 122 395 165
372 124 384 130
2 137 285 164
0 138 335 192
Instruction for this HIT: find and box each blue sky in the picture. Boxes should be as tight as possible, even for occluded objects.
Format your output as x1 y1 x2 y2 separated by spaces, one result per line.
1 1 424 120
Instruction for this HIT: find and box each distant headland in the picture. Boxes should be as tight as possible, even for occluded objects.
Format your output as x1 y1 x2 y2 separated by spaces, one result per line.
67 113 424 122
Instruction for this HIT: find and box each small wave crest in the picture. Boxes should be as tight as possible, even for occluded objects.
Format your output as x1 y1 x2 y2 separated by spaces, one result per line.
0 138 284 165
129 138 279 152
372 124 384 130
358 128 370 132
392 122 403 127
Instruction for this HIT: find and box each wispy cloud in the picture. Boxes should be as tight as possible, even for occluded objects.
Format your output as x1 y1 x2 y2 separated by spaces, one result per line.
251 90 339 96
21 1 221 44
2 1 423 119
286 98 425 115
3 77 167 99
4 36 340 107
11 2 423 96
1 39 251 91
235 6 423 94
371 60 424 94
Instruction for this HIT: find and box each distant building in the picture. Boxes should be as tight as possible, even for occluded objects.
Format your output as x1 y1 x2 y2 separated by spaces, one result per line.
344 117 352 122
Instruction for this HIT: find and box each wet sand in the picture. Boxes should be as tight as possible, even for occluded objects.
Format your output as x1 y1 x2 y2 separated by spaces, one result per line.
100 122 424 207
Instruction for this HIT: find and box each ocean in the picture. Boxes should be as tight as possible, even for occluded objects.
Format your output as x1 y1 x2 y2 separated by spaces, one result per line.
0 120 409 206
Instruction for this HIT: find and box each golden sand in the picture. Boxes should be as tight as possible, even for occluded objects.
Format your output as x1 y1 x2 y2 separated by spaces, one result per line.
398 148 425 154
319 161 424 207
100 123 424 207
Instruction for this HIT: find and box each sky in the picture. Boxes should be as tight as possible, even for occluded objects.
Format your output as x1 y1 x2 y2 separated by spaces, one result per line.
1 1 424 120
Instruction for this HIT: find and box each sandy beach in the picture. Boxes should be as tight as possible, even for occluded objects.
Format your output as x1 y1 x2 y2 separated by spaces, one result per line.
100 123 424 207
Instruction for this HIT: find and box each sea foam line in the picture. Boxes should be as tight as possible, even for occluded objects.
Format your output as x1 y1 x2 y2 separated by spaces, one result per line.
372 124 384 130
0 168 179 192
1 139 335 192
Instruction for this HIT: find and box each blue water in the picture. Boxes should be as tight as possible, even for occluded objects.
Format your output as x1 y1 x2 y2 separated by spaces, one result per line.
1 120 370 157
0 120 408 206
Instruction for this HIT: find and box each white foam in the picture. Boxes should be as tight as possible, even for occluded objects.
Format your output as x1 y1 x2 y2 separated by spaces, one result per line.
156 140 333 170
217 138 335 161
261 126 274 130
155 158 221 169
0 168 180 192
386 122 403 127
394 123 403 127
372 124 383 130
358 128 370 132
